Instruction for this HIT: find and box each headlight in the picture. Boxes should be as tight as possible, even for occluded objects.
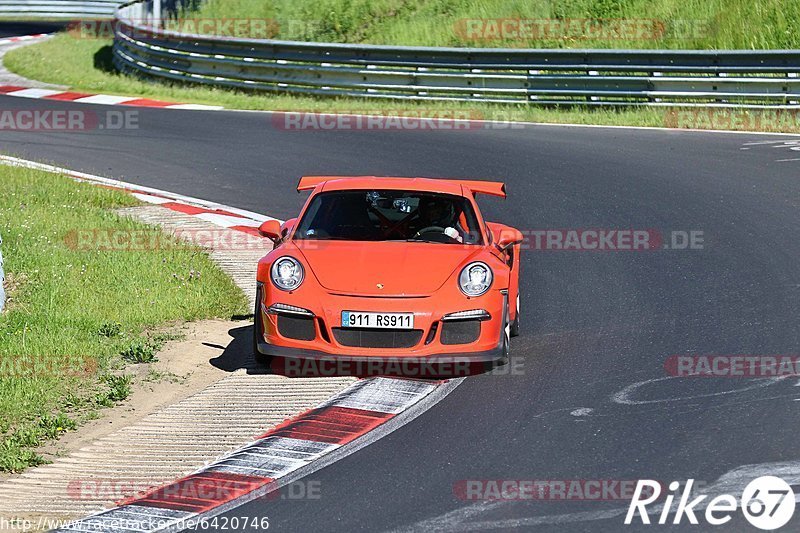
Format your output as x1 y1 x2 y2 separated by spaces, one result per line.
459 262 492 297
271 256 304 291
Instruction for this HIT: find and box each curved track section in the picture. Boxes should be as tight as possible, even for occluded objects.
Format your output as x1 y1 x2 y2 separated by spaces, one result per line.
1 95 799 531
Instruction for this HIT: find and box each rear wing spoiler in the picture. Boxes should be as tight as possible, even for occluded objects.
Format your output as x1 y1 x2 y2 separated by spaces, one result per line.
297 176 506 198
458 180 506 198
297 176 336 191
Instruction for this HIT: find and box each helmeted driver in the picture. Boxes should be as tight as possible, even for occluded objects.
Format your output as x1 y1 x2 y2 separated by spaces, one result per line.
414 197 463 242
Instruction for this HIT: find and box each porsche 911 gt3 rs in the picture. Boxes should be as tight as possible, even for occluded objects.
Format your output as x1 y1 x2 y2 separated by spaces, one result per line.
254 176 523 374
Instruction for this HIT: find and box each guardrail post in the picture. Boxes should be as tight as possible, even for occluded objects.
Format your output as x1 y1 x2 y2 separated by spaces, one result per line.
529 70 539 102
651 71 662 103
588 70 599 102
153 0 161 28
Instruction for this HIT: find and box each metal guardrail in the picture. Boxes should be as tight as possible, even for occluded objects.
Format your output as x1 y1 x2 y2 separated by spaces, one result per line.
0 0 125 18
112 0 800 107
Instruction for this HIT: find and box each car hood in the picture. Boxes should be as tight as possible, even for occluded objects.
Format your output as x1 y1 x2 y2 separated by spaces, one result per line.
293 240 483 297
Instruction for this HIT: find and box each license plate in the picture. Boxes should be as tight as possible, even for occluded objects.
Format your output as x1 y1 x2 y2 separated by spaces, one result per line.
341 311 414 329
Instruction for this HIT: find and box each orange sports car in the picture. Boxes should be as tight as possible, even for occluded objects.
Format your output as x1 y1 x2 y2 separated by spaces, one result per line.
253 176 523 375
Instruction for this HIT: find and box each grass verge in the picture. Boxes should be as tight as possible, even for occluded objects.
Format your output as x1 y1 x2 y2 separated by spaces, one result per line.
188 0 800 50
0 163 249 472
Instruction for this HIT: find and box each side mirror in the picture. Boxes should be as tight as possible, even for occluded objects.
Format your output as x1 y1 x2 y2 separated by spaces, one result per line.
280 218 297 238
496 227 524 250
258 219 282 243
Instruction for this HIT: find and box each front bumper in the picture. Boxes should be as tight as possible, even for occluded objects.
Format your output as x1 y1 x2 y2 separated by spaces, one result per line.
258 339 506 363
257 336 506 378
256 282 509 377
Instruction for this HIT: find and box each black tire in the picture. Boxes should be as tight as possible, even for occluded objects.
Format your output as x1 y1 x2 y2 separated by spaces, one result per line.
495 307 511 367
485 307 511 373
510 292 520 337
253 286 272 366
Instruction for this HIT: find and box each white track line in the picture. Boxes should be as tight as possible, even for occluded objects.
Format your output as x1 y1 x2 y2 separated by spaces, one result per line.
5 88 63 98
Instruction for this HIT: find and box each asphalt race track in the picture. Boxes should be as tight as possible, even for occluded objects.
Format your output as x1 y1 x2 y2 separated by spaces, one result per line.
1 95 799 531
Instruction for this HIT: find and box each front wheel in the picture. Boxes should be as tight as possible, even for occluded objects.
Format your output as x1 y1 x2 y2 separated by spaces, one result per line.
253 285 272 366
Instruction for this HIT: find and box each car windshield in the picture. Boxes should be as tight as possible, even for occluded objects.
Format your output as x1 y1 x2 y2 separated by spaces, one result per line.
293 190 484 244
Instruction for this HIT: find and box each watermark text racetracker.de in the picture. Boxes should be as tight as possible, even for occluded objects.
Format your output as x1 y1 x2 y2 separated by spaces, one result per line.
665 108 800 134
454 479 656 501
63 228 705 254
64 228 271 252
454 18 710 42
67 477 320 504
665 354 800 378
69 17 327 40
521 229 704 251
0 109 138 131
0 354 96 378
275 354 525 378
271 110 525 131
68 18 280 39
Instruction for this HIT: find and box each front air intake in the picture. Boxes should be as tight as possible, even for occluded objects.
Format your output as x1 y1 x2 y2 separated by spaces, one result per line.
277 315 316 341
332 328 423 349
440 320 481 345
